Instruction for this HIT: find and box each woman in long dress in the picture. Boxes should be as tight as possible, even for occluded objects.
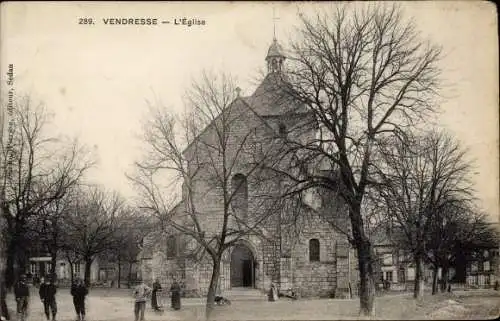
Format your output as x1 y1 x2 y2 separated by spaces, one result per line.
268 283 278 302
151 279 162 311
170 280 181 310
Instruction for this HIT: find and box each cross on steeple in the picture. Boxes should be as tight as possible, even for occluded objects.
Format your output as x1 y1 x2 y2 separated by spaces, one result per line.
273 7 280 40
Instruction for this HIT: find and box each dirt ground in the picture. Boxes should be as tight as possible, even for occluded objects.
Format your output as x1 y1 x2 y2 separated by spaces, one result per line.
3 287 499 320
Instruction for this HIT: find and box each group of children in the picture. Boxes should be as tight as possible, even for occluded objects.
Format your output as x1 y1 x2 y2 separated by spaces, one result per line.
0 275 88 321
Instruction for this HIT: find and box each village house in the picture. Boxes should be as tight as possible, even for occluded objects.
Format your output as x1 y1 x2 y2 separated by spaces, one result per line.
27 253 140 287
370 222 500 291
26 255 99 285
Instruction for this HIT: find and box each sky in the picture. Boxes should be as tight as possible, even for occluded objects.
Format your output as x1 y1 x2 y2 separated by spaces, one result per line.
1 1 498 221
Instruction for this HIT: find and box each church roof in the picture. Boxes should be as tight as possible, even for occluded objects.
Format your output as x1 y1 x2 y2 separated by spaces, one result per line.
243 73 307 116
266 38 286 60
183 38 311 154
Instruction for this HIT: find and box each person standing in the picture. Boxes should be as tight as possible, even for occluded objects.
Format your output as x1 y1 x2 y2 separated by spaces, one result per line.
14 275 29 321
39 277 57 321
133 281 151 321
151 279 162 311
268 283 278 302
32 275 38 288
71 278 88 321
0 281 10 321
170 279 181 310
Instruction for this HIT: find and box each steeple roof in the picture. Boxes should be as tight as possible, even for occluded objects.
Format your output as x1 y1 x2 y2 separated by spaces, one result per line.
266 38 286 61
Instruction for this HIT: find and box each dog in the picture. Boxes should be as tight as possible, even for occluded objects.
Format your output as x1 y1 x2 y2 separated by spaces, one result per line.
214 295 231 305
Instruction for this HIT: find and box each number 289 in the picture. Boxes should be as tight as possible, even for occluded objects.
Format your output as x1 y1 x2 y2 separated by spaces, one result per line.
79 18 95 25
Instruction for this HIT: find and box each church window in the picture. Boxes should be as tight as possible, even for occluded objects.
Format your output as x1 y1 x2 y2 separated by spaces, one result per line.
309 239 320 262
231 174 248 220
166 235 177 259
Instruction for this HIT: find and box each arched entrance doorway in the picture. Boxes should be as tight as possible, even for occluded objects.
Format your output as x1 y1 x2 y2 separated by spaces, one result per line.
230 244 255 288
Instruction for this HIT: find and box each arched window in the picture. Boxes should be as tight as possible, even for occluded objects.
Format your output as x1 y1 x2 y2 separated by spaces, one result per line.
166 235 177 259
231 174 248 219
309 239 320 262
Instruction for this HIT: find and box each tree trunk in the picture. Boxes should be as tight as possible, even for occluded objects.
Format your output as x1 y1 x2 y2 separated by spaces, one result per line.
50 250 57 281
67 258 74 285
128 262 133 289
413 254 425 299
12 219 28 281
350 199 376 316
440 266 449 293
117 258 121 289
6 230 28 286
431 264 439 295
357 240 376 316
205 257 221 320
84 257 93 287
5 240 16 288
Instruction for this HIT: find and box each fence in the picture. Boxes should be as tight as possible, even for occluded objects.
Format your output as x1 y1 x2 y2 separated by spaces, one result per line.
349 276 499 297
450 274 498 290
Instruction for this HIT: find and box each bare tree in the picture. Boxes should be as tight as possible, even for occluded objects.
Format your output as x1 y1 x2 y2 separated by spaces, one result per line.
130 71 287 318
60 244 81 286
0 95 94 287
109 208 152 288
268 4 441 314
375 130 473 298
62 185 125 286
426 201 498 294
32 187 76 280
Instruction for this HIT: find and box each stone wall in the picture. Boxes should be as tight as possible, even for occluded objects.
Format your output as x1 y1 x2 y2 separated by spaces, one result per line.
287 213 350 298
139 91 353 298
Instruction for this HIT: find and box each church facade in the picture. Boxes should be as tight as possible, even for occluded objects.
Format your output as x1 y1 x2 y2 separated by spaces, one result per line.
138 38 357 298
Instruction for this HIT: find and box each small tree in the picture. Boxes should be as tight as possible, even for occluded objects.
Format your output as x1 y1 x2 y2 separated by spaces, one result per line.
110 208 151 288
427 204 498 293
62 186 124 286
376 131 473 298
34 195 70 280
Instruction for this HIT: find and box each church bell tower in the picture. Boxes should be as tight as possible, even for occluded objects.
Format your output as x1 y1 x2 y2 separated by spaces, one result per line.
266 38 286 74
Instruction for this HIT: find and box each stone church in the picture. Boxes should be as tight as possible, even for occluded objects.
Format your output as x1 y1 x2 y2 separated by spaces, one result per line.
139 37 357 298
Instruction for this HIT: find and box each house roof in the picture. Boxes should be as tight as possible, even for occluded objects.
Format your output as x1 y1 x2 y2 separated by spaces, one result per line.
369 224 406 247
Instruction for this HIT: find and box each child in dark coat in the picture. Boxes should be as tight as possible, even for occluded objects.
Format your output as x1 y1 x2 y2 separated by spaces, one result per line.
71 279 88 321
14 275 29 321
39 278 57 321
